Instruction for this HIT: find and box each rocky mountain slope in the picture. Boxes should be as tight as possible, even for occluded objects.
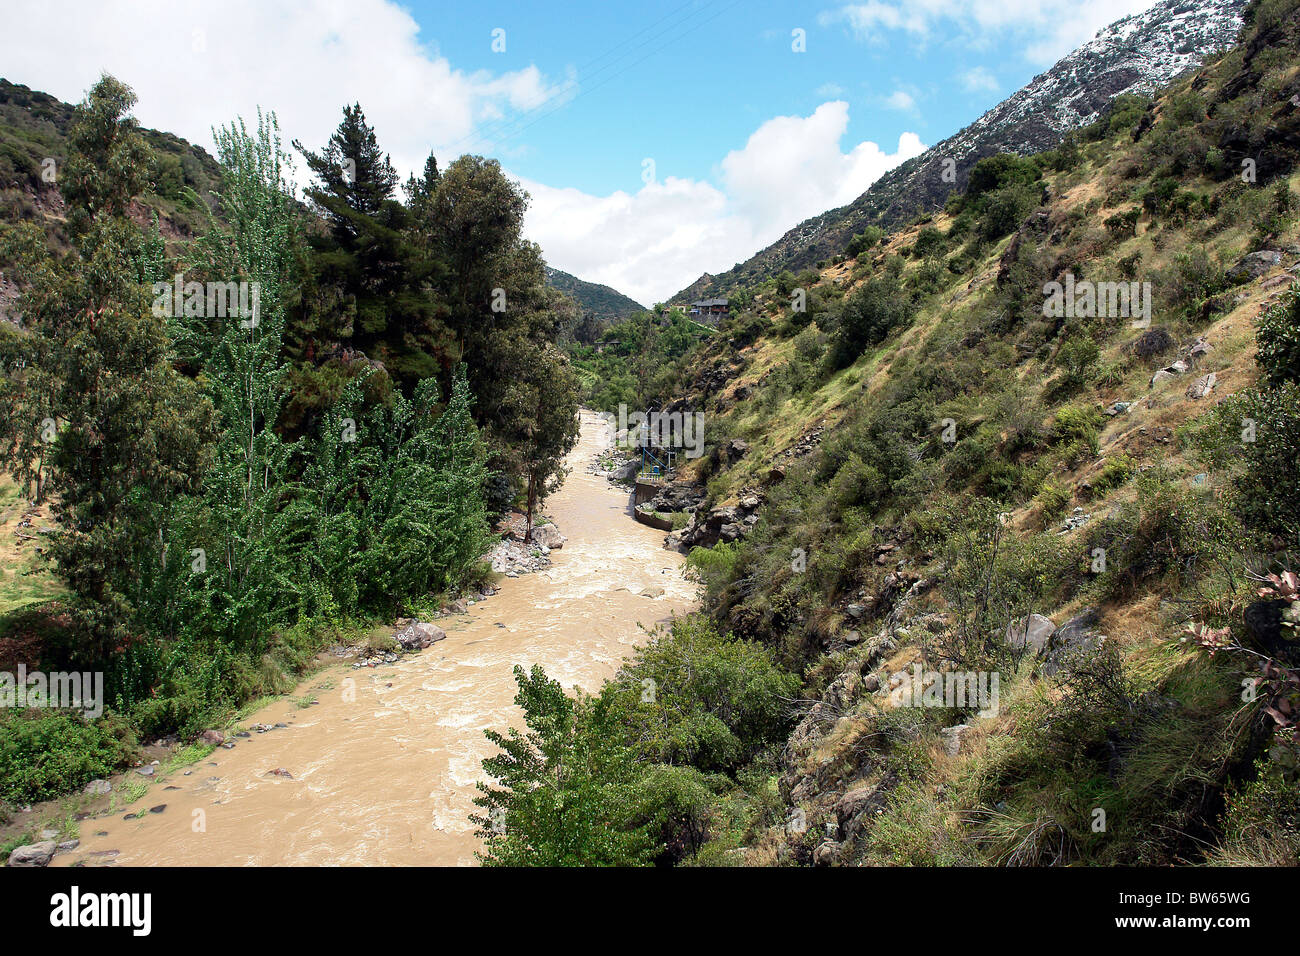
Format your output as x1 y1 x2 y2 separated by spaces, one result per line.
673 0 1247 303
615 0 1300 867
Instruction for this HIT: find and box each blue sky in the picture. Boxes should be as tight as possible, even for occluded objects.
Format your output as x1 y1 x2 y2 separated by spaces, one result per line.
1 0 1159 303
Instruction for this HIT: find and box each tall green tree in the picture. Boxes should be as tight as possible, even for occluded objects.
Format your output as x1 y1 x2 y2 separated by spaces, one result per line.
291 105 452 398
0 75 216 659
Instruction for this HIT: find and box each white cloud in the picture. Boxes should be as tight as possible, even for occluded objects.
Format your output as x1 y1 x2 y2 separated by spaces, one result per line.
0 0 574 181
521 102 926 304
884 90 916 111
0 0 927 306
960 66 999 92
820 0 1159 64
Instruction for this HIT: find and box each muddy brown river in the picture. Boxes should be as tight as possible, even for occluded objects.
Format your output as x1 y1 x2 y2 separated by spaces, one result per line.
57 412 695 866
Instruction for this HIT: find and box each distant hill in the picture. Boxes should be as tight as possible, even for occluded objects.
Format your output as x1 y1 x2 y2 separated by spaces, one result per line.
545 266 646 323
670 0 1247 302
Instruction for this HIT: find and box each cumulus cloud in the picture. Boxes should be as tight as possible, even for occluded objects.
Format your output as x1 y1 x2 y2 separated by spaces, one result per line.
0 0 927 306
820 0 1159 64
521 102 926 304
960 66 999 92
0 0 574 180
884 90 917 111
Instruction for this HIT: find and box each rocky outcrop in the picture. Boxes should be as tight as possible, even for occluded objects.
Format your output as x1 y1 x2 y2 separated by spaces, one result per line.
1226 249 1282 280
676 494 764 549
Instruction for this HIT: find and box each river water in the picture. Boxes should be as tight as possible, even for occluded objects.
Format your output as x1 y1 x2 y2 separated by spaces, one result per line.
57 411 695 866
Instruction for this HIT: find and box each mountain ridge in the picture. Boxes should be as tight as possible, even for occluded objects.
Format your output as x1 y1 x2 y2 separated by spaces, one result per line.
671 0 1248 303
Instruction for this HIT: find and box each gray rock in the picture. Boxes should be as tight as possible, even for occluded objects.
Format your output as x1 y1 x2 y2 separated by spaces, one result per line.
6 841 56 867
1226 250 1281 281
940 724 970 757
198 730 225 747
394 621 447 650
135 765 155 777
846 603 865 619
812 839 840 867
1150 368 1178 388
1186 371 1217 399
529 523 566 549
1042 608 1107 676
83 778 112 796
1006 613 1056 653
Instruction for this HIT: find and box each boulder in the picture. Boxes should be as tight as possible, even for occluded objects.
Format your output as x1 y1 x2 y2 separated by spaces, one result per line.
1042 609 1107 677
530 523 566 549
1186 372 1217 399
725 439 749 463
940 724 970 757
1226 250 1281 281
394 622 447 650
6 841 56 867
83 778 112 796
1006 613 1056 653
198 730 225 747
613 459 639 481
812 839 840 867
1184 336 1212 361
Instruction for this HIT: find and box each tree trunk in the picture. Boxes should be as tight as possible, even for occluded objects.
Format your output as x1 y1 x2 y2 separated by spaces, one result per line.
524 470 536 543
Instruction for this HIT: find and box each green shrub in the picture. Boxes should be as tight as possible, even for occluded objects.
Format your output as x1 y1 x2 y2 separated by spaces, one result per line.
1052 404 1103 450
0 711 138 803
1198 383 1300 541
1256 282 1300 386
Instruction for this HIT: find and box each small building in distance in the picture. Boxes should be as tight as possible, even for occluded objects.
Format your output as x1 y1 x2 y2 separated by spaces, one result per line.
688 298 729 319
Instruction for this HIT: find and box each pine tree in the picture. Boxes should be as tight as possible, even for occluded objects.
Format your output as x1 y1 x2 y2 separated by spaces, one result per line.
290 106 453 397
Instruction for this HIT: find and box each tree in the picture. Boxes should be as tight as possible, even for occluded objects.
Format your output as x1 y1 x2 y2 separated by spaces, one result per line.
471 665 657 866
290 105 453 399
0 75 216 659
496 340 580 541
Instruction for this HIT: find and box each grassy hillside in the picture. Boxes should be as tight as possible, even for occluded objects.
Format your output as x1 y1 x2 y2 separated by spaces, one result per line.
479 0 1300 867
545 266 645 329
669 0 1300 866
0 77 222 285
